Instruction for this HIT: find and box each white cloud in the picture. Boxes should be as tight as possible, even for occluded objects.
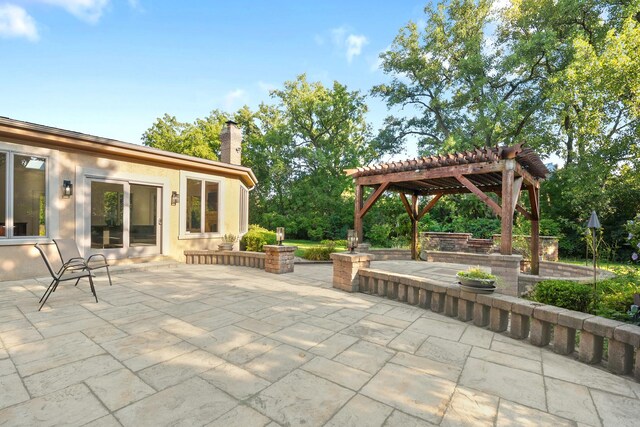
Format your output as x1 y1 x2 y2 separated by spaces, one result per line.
257 81 277 94
0 4 38 41
329 26 368 63
345 34 368 62
223 89 248 110
38 0 111 24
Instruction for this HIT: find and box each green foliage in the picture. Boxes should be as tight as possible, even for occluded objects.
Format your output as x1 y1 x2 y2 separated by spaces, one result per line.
368 223 393 247
626 213 640 262
301 241 337 261
594 267 640 321
372 0 640 260
240 225 276 252
238 74 389 241
457 267 496 280
530 280 594 313
531 267 640 323
142 112 226 160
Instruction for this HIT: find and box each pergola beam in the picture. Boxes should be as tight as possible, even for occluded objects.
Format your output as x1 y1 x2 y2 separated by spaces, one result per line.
356 162 504 186
358 182 390 219
455 174 502 217
417 193 442 220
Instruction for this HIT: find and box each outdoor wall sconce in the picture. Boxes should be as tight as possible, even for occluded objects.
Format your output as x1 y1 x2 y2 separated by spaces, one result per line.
347 229 358 253
171 191 179 206
276 227 285 246
62 180 73 198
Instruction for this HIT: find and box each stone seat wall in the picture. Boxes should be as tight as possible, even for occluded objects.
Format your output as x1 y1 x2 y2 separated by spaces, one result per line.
357 268 640 381
184 250 265 269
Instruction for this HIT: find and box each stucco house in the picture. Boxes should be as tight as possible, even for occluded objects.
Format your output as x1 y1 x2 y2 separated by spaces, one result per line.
0 117 256 281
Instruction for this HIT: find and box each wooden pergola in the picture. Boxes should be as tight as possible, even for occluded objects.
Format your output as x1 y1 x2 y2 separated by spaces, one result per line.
346 143 549 275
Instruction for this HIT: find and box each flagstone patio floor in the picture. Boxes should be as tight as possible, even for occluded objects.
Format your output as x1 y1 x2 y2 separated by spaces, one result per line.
1 262 639 426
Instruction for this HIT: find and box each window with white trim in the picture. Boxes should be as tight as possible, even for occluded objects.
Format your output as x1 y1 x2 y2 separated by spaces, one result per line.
0 151 48 238
239 185 248 234
185 178 219 234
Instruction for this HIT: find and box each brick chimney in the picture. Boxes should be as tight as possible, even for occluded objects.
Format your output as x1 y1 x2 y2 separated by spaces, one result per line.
220 120 242 165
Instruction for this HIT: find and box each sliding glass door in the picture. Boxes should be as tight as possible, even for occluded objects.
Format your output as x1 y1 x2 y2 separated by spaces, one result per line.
90 180 160 257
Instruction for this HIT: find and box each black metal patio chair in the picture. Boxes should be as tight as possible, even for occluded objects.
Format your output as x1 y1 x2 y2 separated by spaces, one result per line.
53 238 112 286
34 243 98 311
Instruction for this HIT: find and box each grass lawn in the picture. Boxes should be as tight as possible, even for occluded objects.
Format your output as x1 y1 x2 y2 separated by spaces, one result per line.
559 257 633 271
284 239 348 257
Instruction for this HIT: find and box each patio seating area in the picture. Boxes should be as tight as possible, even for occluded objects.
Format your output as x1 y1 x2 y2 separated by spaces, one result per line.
1 262 639 426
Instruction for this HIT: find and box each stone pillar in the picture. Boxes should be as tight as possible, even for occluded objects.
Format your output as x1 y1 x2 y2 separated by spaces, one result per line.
489 253 522 296
264 245 296 274
330 252 373 293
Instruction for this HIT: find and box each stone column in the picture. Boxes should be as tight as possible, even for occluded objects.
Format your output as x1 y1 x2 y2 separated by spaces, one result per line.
264 245 296 274
489 253 522 296
330 252 373 293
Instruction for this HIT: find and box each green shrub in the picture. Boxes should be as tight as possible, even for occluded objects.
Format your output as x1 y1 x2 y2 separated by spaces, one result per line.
240 225 277 252
530 280 594 313
368 223 392 247
301 241 336 261
594 269 640 321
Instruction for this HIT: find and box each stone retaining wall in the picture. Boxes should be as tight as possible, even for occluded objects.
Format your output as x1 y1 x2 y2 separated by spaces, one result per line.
357 268 640 380
184 250 265 269
362 248 412 261
420 232 559 261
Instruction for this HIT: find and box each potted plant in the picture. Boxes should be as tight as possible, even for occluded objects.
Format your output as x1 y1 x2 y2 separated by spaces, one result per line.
456 267 497 293
218 234 238 251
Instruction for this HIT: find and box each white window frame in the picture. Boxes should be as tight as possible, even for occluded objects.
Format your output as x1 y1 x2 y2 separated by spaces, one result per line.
0 141 59 245
239 184 249 235
179 171 224 239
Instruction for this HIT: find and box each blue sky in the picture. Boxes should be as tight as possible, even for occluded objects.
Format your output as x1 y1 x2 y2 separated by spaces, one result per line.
0 0 427 157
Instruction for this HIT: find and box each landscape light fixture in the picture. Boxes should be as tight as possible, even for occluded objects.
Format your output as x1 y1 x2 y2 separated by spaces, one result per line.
347 229 358 254
171 191 179 206
587 210 601 291
62 180 73 198
276 227 285 246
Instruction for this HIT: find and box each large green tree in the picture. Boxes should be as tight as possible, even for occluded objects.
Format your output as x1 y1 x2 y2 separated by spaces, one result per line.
141 110 229 160
373 0 640 256
242 74 383 239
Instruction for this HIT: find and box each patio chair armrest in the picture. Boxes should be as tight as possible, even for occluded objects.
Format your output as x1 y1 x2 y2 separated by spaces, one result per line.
61 258 89 271
86 253 109 266
59 260 88 275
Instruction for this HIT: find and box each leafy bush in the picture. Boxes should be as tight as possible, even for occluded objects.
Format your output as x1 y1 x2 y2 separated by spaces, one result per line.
301 241 336 261
594 268 640 321
530 280 594 313
368 223 392 247
240 225 277 252
626 214 640 262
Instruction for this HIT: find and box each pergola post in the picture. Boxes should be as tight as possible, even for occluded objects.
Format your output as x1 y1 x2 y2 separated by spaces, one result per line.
411 194 419 260
529 185 541 275
354 184 364 243
501 160 516 255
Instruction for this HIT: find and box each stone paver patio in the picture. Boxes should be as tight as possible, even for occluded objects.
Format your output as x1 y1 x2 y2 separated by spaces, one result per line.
1 262 639 426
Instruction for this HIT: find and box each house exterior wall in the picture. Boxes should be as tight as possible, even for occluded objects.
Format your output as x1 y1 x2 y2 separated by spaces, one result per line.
0 121 253 281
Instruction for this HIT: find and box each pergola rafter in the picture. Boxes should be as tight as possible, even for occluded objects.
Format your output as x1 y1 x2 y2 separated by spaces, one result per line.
346 143 549 275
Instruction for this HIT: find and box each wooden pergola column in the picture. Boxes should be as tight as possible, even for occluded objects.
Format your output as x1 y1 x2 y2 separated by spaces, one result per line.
528 184 541 275
501 160 516 255
354 184 364 243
